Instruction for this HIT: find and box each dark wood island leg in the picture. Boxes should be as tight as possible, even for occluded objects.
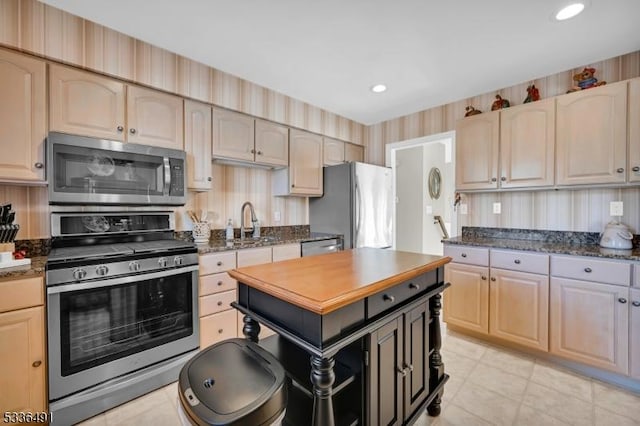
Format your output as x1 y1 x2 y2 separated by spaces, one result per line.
310 355 336 426
242 314 261 342
428 293 445 417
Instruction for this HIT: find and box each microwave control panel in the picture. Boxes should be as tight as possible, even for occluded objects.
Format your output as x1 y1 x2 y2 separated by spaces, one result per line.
170 159 185 195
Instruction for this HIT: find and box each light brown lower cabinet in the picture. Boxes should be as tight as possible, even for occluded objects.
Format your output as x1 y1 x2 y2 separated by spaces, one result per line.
443 263 489 334
550 278 629 374
630 288 640 379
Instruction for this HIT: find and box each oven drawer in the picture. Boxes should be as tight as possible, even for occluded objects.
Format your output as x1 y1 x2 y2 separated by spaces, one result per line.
200 309 237 348
199 251 237 275
199 290 236 317
0 276 44 313
444 245 488 266
490 249 549 274
200 272 237 296
551 255 631 286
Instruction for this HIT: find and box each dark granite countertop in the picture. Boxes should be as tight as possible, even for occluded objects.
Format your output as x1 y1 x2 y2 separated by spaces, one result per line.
197 233 342 255
0 256 47 280
444 227 640 261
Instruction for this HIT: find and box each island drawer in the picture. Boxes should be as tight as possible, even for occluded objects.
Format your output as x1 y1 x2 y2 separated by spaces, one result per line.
551 255 631 286
200 273 237 296
199 290 236 317
367 270 436 319
200 309 237 348
444 245 488 266
490 249 549 274
199 251 237 275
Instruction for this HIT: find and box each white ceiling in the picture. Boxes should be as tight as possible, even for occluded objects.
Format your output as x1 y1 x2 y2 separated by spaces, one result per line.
41 0 640 125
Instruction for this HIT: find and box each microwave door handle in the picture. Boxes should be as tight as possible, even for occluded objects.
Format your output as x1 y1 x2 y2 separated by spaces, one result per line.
163 157 171 196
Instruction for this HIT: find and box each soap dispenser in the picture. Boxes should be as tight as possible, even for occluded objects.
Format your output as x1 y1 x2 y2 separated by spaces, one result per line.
225 219 234 241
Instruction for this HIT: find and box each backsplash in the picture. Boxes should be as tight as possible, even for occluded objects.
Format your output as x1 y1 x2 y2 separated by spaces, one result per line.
460 227 601 245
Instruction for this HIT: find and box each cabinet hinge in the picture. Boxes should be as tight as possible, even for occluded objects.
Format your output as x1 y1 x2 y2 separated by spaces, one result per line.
364 350 369 367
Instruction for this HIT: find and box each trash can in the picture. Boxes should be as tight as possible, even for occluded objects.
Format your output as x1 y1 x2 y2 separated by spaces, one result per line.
178 338 288 426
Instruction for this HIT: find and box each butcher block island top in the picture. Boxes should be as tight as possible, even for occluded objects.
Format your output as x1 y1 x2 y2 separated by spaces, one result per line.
228 247 451 314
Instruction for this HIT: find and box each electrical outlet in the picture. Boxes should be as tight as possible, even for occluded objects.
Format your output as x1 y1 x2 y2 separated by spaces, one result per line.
273 211 281 222
460 204 468 215
610 201 623 216
426 205 433 214
493 202 501 214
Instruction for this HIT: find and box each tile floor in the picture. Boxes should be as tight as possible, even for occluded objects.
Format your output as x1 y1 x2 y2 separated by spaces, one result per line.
78 326 640 426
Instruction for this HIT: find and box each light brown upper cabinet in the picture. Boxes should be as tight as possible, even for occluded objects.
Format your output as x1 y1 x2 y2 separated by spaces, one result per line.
323 137 345 165
126 85 183 150
49 65 184 150
629 78 640 183
0 48 46 183
455 111 500 190
184 100 212 191
556 81 627 186
273 129 323 196
499 98 555 189
344 142 364 163
49 64 126 141
212 109 288 167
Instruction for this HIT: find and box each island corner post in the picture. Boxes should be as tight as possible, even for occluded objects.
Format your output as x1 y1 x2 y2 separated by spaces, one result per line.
229 248 451 425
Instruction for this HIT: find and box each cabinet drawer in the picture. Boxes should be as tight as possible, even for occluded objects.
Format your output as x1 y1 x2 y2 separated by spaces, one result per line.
237 247 272 267
551 255 631 286
200 309 237 348
272 243 301 262
444 245 488 266
490 249 549 274
199 251 237 275
200 272 237 296
367 271 433 319
200 290 236 317
0 277 44 313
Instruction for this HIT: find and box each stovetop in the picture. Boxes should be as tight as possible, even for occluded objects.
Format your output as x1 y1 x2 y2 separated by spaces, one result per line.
47 239 196 263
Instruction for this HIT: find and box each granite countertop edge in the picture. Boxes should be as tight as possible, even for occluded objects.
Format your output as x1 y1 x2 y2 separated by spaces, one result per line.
196 233 342 254
0 256 47 280
443 236 640 261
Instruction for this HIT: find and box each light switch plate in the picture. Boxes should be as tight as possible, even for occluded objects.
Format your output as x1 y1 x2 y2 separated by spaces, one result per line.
273 211 281 222
493 202 501 214
460 204 468 215
610 201 623 216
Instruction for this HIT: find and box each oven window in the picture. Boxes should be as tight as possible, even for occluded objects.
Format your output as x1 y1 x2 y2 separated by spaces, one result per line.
59 273 193 376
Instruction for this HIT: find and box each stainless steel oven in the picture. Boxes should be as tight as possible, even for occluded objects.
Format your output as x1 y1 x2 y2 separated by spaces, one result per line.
46 212 199 425
47 132 186 205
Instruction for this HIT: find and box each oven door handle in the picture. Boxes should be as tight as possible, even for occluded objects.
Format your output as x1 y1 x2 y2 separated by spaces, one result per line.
163 157 171 196
47 265 198 295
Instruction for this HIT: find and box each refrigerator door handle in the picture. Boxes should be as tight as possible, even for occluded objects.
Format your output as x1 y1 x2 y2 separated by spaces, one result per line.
355 175 362 247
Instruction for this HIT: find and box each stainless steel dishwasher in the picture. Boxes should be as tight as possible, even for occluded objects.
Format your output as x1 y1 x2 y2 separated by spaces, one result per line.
301 237 342 257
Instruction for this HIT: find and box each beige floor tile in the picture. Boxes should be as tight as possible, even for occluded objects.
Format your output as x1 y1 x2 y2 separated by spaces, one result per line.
75 413 108 426
442 350 479 378
441 374 465 402
443 333 488 360
430 403 494 426
451 381 519 425
480 347 535 379
594 406 640 426
163 382 179 408
592 381 640 420
514 404 571 426
108 402 182 426
529 362 593 402
466 363 528 402
105 387 173 425
522 382 594 426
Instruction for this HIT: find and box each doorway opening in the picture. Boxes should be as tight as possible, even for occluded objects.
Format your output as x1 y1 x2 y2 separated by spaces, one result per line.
386 131 456 255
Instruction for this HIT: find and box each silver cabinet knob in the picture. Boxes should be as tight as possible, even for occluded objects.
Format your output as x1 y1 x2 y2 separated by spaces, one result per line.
34 162 44 169
491 177 497 182
501 177 506 181
618 298 627 304
217 261 223 266
584 267 592 273
217 281 223 286
396 366 407 377
117 125 124 132
32 360 42 368
257 151 263 155
481 276 487 280
514 259 521 264
616 168 624 173
409 282 420 290
207 177 212 182
633 166 640 172
217 301 223 306
632 301 640 307
404 363 414 372
250 149 255 154
461 253 467 258
129 128 136 134
490 277 496 281
218 328 224 334
383 294 395 303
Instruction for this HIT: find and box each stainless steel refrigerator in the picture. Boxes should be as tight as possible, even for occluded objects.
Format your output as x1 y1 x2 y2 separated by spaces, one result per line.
309 162 393 249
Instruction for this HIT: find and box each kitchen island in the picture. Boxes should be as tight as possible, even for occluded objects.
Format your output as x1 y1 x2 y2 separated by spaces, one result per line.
229 248 451 425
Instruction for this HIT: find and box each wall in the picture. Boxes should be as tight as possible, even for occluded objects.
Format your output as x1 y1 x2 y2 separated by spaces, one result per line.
365 51 640 234
422 143 448 255
0 0 366 238
395 145 423 253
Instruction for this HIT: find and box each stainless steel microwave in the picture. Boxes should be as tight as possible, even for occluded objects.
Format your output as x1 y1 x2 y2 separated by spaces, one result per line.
47 132 187 205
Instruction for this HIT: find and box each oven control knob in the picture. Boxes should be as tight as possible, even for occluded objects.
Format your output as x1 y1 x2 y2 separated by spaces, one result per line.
129 261 141 272
95 265 109 276
72 268 87 281
174 256 184 266
158 257 168 268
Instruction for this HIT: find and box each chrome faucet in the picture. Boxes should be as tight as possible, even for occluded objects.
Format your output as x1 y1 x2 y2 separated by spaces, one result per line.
240 201 258 240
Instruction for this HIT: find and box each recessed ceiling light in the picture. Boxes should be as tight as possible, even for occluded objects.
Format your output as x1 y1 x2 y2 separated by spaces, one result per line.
370 84 387 93
555 3 585 20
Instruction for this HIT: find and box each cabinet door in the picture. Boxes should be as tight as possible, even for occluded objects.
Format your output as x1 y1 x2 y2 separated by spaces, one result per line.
455 111 499 190
254 119 288 167
368 316 403 426
499 98 555 188
0 307 45 414
323 137 345 165
489 269 549 351
631 288 640 379
126 85 184 149
629 78 640 183
49 64 126 141
289 129 323 196
443 263 489 334
184 100 212 191
237 247 272 267
0 49 46 182
556 81 627 185
345 143 364 163
212 108 254 161
404 302 430 419
550 278 628 374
